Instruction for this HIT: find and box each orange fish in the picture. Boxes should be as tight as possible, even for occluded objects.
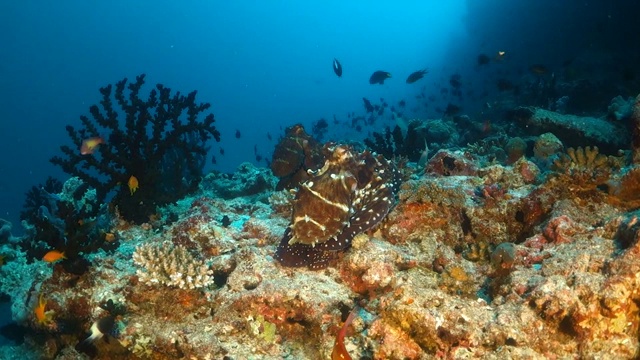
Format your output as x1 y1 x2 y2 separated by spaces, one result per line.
34 293 52 325
332 308 358 360
42 250 65 263
128 175 139 195
80 136 105 155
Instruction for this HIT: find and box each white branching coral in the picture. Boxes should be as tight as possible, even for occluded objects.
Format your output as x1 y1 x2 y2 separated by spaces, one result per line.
132 242 214 289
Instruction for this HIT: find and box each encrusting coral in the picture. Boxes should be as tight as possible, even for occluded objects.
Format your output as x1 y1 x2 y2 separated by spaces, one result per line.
133 241 214 289
50 74 221 224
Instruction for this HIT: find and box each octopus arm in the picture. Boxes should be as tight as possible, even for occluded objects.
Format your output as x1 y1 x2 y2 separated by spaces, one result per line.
276 228 333 269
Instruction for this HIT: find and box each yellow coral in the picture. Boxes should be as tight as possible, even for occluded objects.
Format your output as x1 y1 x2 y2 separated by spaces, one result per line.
551 146 624 190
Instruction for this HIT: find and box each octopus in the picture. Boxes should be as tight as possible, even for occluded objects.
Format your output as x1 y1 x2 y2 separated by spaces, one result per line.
270 124 324 190
275 144 402 270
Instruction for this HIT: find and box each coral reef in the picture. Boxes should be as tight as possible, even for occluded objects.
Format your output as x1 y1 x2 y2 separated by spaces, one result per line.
631 93 640 164
50 74 221 224
8 87 640 358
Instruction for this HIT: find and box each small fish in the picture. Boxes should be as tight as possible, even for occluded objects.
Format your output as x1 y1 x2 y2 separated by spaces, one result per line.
482 119 492 134
220 147 225 155
331 308 358 360
333 58 343 77
235 130 241 138
211 155 217 164
369 70 391 85
449 74 462 88
362 98 374 113
495 51 506 61
267 132 272 141
80 137 104 155
128 175 139 195
444 103 461 116
406 69 428 84
417 139 430 169
398 100 406 107
43 250 65 263
477 54 490 66
83 316 115 344
34 293 52 325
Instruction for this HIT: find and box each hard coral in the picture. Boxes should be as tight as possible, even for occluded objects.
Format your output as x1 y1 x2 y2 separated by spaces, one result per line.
51 74 221 224
551 146 622 191
133 242 214 289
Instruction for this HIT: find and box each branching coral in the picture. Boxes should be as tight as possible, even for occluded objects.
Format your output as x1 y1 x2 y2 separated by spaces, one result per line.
18 177 115 272
20 176 63 224
364 121 423 162
50 74 221 224
133 242 214 289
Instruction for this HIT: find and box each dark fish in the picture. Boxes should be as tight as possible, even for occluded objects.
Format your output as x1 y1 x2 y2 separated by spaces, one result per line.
369 70 391 85
449 74 462 88
398 100 406 107
477 54 490 66
496 78 514 92
267 132 272 141
256 154 263 162
362 98 374 113
333 58 343 77
211 155 217 164
444 103 461 116
220 147 225 155
235 130 241 138
529 64 548 75
406 69 428 84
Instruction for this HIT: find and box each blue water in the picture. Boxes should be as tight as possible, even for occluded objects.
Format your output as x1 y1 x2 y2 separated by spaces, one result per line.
0 1 465 230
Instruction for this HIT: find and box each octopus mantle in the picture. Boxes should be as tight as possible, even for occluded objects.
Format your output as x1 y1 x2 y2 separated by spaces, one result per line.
276 144 401 269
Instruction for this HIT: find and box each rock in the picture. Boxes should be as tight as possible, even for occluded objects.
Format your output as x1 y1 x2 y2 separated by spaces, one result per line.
508 106 628 154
